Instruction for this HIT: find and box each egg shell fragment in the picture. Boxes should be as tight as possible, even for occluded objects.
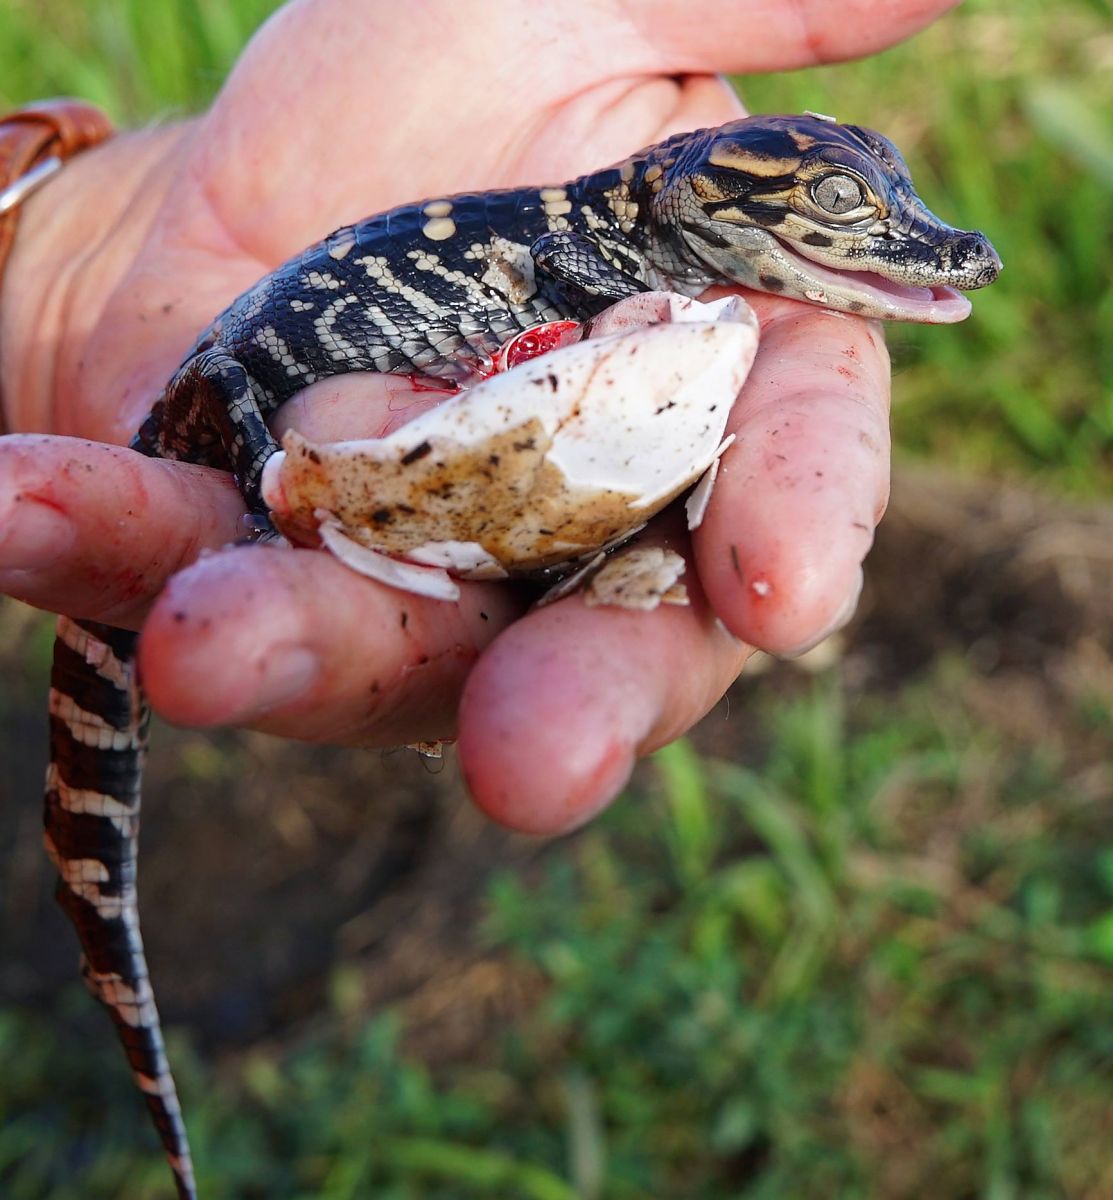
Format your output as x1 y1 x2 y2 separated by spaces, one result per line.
262 291 758 585
583 545 689 610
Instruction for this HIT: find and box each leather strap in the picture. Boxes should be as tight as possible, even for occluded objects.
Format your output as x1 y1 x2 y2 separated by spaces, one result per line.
0 99 114 432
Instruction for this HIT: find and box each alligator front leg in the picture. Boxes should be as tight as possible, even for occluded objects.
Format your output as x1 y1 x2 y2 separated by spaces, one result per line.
530 229 651 304
132 347 282 514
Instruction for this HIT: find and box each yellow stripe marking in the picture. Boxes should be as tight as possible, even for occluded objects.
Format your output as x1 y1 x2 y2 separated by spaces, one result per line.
708 148 800 176
48 689 142 751
56 617 132 690
45 762 136 828
422 216 457 241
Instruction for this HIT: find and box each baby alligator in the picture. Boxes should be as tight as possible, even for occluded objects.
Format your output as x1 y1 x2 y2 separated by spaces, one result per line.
42 112 1000 1198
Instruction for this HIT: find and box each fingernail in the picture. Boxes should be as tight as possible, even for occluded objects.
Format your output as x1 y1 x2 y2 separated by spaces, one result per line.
779 565 864 660
231 644 321 719
0 495 76 569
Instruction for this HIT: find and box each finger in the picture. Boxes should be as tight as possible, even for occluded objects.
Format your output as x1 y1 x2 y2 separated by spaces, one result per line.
191 0 958 259
693 297 890 656
139 543 523 745
597 0 962 74
0 433 244 627
639 74 746 149
457 525 750 835
0 365 436 624
268 372 447 442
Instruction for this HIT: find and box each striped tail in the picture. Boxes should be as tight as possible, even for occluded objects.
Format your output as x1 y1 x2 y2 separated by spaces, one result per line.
45 616 196 1200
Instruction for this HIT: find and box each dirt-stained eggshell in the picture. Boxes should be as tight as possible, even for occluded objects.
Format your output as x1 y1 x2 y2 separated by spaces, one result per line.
262 292 758 601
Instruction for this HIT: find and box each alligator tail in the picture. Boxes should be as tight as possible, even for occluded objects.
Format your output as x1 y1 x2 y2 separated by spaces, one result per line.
44 616 196 1200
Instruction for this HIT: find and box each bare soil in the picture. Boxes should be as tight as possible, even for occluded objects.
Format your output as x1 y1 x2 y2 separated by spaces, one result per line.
1 464 1110 1061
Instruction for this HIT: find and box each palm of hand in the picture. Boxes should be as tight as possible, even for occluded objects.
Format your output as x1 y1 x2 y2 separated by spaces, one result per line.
1 0 951 829
77 5 743 442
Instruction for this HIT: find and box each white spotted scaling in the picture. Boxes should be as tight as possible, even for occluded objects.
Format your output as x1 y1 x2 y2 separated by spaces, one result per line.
604 184 639 233
407 242 516 311
251 325 312 377
421 199 457 242
327 228 357 260
355 254 465 324
303 269 342 291
312 294 379 366
643 163 666 194
540 186 573 229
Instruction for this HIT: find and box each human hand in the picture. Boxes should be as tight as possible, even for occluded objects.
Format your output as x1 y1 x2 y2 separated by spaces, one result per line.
0 0 957 832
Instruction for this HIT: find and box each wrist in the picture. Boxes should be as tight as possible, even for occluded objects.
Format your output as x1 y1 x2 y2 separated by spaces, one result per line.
0 122 192 434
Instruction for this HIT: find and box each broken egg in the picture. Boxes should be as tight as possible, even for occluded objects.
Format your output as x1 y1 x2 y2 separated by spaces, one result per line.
261 292 758 603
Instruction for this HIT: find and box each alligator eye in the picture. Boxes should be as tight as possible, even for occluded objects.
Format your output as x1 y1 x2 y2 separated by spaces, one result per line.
812 173 864 215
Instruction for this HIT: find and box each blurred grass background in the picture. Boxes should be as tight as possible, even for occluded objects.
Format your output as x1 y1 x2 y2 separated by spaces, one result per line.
0 0 1111 1197
1 0 1110 492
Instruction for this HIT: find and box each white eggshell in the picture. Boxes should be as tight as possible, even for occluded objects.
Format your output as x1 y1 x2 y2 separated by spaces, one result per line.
684 433 734 530
262 292 758 594
583 545 689 610
317 513 462 601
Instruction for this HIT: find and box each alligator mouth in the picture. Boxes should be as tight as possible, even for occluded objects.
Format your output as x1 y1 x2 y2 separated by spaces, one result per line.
779 241 972 324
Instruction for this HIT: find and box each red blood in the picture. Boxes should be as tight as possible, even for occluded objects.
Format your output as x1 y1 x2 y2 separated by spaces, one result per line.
407 321 583 393
498 320 583 371
23 489 67 515
405 374 461 394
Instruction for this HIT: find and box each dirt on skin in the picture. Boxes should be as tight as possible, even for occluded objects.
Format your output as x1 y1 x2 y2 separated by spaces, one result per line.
0 464 1110 1066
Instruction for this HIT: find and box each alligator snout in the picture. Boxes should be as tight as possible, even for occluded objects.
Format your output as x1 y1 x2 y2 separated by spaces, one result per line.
949 231 1002 290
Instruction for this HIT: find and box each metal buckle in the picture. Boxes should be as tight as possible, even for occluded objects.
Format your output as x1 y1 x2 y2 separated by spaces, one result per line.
0 155 63 216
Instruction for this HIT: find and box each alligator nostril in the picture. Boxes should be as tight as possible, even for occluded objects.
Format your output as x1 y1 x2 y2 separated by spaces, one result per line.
941 230 1002 289
959 232 1002 280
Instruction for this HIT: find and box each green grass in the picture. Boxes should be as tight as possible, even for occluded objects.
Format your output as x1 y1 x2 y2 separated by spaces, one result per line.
0 0 1109 492
3 670 1111 1198
738 0 1113 495
1 3 1110 1198
0 0 276 116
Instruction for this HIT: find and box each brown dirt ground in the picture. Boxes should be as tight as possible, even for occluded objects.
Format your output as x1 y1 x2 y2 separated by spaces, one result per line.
1 464 1110 1064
